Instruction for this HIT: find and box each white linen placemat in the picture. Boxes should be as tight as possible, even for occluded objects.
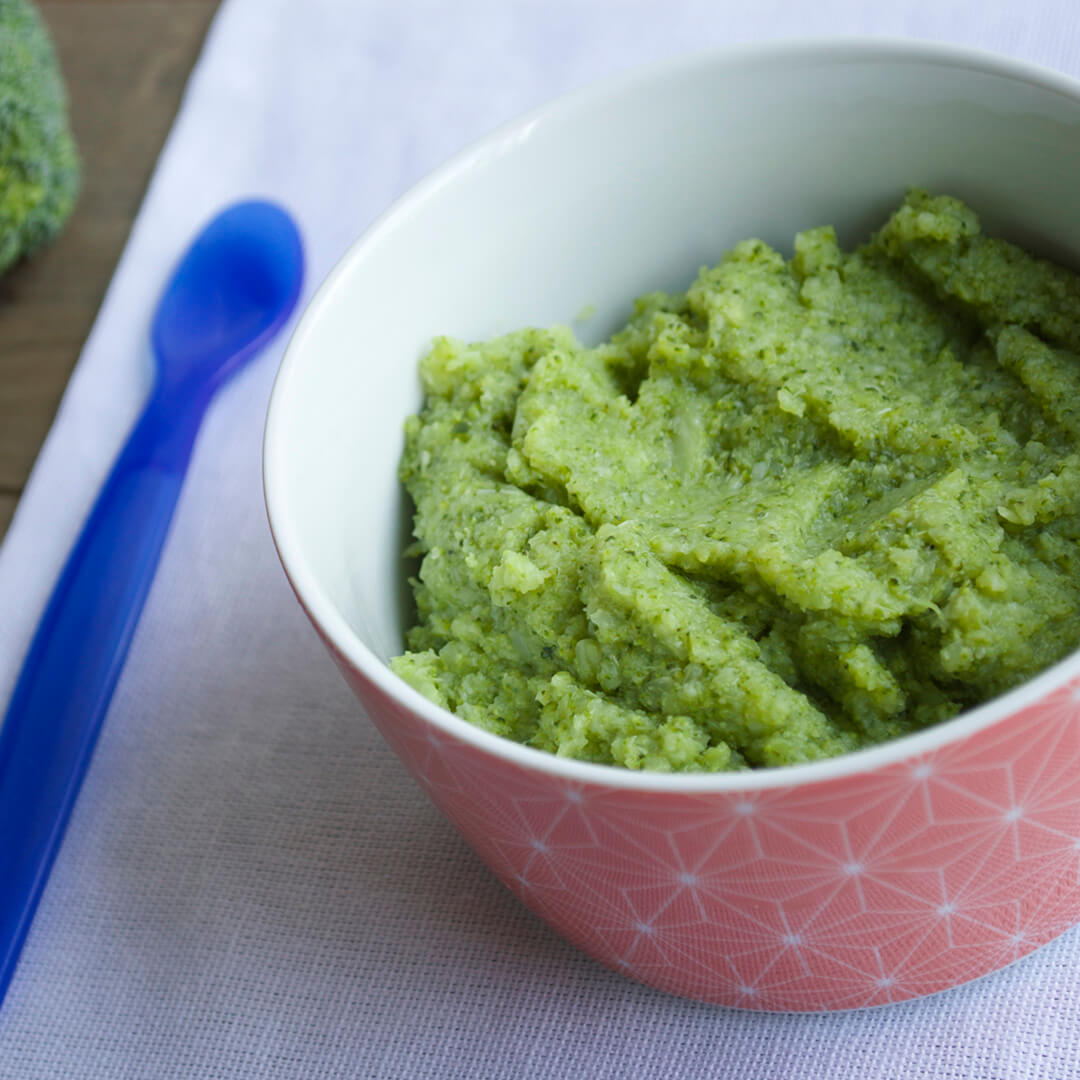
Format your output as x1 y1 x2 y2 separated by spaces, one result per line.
3 1 1080 1076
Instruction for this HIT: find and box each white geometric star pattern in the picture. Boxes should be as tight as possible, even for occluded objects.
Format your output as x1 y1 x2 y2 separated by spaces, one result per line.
349 666 1080 1012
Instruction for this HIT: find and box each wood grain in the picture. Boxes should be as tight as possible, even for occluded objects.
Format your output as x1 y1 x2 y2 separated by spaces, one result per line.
0 492 15 539
0 1 219 540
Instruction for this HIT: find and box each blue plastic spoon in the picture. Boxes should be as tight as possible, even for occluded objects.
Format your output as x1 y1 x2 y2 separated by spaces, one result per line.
0 200 304 1007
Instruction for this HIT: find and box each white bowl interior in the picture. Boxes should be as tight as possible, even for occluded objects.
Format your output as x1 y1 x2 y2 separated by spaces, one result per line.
268 42 1080 681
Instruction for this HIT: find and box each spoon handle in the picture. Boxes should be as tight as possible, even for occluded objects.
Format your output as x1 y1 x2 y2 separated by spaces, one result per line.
0 389 202 1006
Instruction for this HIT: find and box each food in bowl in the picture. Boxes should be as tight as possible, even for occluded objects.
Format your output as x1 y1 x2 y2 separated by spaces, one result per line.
391 190 1080 771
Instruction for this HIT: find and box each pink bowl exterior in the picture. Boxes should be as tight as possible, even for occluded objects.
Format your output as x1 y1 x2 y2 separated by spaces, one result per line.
316 629 1080 1012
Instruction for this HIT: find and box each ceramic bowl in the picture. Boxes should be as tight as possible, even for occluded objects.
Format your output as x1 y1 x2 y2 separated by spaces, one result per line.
264 39 1080 1011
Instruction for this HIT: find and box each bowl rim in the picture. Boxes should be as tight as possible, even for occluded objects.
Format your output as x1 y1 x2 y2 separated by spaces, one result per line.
264 34 1080 794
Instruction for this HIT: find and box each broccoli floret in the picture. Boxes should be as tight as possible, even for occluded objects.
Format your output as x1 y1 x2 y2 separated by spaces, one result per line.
0 0 79 274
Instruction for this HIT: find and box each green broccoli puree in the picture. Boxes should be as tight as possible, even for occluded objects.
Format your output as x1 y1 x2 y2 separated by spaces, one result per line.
391 191 1080 772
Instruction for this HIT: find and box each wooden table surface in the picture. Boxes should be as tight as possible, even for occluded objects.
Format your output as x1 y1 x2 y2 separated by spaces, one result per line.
0 0 220 541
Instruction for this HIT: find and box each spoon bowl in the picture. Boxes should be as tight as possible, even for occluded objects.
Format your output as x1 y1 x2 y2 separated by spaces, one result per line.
151 201 303 394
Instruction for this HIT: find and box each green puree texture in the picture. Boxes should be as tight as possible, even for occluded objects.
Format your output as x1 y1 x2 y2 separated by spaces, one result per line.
391 191 1080 771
